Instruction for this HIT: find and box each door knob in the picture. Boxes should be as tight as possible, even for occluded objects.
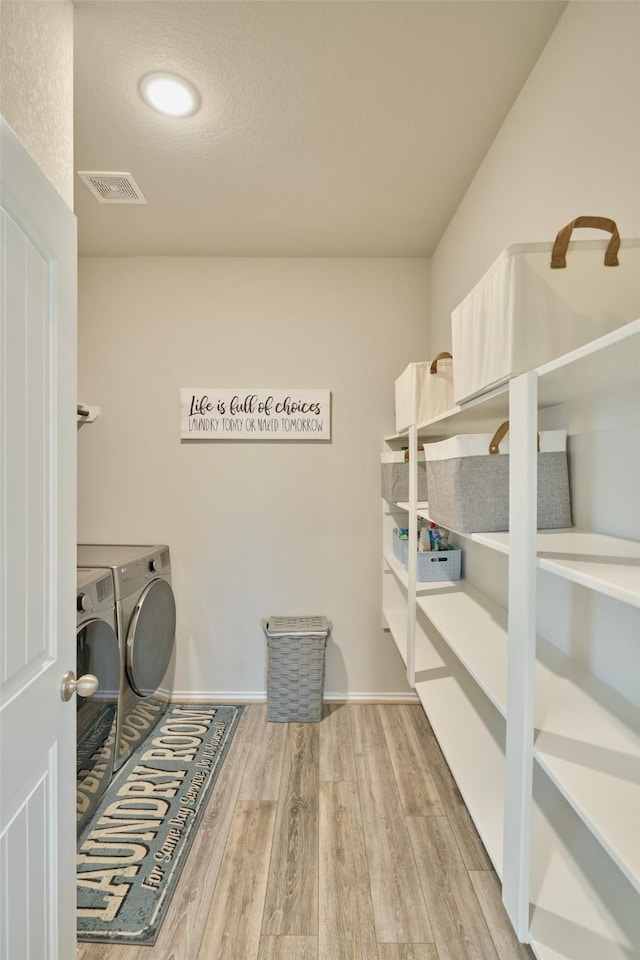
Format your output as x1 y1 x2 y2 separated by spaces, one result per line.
60 670 99 702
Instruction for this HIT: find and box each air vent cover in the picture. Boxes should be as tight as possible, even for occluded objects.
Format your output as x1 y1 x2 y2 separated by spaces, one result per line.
77 171 147 204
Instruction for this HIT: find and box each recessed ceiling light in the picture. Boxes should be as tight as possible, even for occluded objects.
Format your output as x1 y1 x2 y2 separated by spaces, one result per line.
139 72 200 118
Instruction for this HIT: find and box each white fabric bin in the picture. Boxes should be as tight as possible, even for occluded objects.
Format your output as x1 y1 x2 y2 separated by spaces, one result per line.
423 422 571 533
381 450 428 503
395 353 454 431
452 217 640 403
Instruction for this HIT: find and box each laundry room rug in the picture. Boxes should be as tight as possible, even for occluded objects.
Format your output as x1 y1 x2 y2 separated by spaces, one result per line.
76 702 243 946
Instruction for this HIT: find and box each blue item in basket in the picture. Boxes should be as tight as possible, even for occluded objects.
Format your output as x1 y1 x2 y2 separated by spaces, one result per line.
428 522 442 550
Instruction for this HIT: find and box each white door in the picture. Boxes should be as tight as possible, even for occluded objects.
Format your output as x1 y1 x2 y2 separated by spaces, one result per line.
0 119 77 959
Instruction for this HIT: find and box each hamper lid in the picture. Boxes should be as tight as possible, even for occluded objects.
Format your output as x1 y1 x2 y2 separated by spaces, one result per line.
266 615 331 637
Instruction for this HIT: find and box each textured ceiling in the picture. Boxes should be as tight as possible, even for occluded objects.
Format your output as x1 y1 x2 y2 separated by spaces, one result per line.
74 1 566 258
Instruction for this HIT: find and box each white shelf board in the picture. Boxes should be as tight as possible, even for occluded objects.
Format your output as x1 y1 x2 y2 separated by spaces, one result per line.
414 671 505 874
383 429 409 442
383 605 407 666
536 530 640 608
414 507 510 554
408 321 639 442
383 549 408 590
395 501 429 513
416 580 508 717
415 519 640 605
416 383 510 439
536 317 640 410
529 779 639 960
383 501 415 515
534 641 640 892
414 576 639 885
477 528 640 604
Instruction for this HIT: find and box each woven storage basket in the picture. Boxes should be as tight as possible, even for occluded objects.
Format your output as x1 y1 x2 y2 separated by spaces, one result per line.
265 616 331 722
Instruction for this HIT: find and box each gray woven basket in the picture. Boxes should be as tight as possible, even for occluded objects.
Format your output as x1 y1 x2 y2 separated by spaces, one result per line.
265 616 331 723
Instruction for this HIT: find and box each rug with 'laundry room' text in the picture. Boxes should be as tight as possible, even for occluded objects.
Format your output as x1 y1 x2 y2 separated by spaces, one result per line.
76 703 243 945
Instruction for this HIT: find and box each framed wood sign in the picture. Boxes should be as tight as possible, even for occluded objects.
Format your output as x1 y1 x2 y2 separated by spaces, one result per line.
180 388 331 440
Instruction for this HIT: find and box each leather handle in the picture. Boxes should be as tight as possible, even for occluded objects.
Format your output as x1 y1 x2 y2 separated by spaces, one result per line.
489 421 540 455
429 351 453 374
550 216 620 269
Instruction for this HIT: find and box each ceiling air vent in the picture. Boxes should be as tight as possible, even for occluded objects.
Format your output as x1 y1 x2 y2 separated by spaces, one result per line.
77 171 147 204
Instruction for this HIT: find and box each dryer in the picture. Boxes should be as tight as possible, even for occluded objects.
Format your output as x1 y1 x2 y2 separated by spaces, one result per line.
76 567 120 833
77 544 176 769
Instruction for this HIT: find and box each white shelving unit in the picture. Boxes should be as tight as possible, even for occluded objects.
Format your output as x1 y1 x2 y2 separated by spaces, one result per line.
382 500 410 664
380 320 640 959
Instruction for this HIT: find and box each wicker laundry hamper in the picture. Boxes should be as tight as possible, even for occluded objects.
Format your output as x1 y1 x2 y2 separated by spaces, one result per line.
264 616 331 722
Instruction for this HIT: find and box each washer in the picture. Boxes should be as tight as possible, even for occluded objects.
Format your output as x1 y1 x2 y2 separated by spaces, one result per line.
77 544 176 770
76 567 120 833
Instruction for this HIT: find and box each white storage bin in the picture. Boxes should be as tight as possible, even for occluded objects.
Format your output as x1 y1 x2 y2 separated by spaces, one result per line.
395 353 454 431
381 450 428 503
423 422 572 533
452 217 640 403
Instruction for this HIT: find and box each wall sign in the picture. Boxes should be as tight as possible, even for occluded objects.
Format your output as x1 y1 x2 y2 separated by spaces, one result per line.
180 388 331 440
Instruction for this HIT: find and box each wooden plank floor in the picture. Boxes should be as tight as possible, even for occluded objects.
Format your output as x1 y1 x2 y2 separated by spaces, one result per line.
76 703 533 960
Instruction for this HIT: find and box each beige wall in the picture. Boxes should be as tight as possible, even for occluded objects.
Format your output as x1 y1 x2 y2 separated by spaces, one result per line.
0 0 74 207
429 0 640 352
78 257 429 698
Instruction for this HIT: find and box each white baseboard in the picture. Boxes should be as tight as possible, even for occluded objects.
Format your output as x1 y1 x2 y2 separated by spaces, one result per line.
171 690 419 704
325 692 419 703
171 691 266 704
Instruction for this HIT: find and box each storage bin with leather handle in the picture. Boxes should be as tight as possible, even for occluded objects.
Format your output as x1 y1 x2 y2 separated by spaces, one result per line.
394 352 454 432
423 421 572 533
451 217 640 404
380 448 428 503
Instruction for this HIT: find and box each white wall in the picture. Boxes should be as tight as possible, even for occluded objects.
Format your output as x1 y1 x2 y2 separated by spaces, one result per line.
0 0 74 208
429 0 640 352
428 0 640 706
78 257 429 698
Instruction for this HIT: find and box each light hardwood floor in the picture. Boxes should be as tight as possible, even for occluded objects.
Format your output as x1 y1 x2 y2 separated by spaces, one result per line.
76 703 533 960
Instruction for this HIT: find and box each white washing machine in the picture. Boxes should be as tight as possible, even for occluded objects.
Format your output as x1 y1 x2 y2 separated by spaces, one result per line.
77 544 176 769
76 567 120 833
